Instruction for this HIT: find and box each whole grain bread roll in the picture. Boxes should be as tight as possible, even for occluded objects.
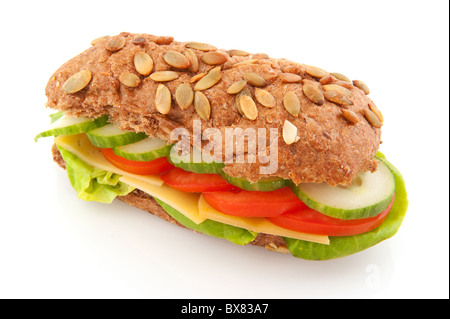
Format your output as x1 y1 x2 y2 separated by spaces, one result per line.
45 32 384 186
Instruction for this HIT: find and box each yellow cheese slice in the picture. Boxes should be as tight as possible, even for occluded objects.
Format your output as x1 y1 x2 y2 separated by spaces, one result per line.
55 134 164 187
120 176 205 224
198 195 330 245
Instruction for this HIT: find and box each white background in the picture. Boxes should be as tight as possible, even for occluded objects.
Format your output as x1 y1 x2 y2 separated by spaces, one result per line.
0 0 448 299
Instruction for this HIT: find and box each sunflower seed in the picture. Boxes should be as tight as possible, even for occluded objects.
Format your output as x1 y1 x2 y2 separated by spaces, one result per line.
227 80 247 94
232 59 258 68
353 80 370 95
194 66 221 91
341 109 359 124
106 37 126 52
283 120 299 145
368 101 384 123
322 84 353 97
305 65 329 78
235 88 251 115
283 92 301 116
134 52 153 76
91 35 109 46
175 84 194 110
150 71 179 82
240 95 258 120
61 70 92 94
201 51 228 65
331 72 351 83
243 73 267 87
164 51 191 69
279 73 302 83
186 42 217 51
302 80 324 105
132 37 146 45
155 36 174 45
254 88 276 108
364 109 382 128
119 72 141 88
155 84 171 115
194 91 211 120
227 49 249 57
184 49 199 73
324 90 353 106
190 72 207 83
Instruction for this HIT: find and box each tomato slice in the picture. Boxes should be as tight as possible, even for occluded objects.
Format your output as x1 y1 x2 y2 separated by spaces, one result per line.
160 167 236 193
266 195 395 236
101 148 174 175
202 187 307 217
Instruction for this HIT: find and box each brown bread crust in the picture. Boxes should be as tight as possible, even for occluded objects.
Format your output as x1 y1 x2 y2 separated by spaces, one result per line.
46 32 381 186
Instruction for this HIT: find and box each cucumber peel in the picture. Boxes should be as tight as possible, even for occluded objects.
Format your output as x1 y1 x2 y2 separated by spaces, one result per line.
86 123 147 148
113 137 172 162
219 172 288 192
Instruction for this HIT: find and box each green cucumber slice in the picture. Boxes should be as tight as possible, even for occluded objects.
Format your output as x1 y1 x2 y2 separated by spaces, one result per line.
219 172 288 192
113 137 172 161
34 115 108 141
168 146 225 174
86 124 147 148
290 159 396 220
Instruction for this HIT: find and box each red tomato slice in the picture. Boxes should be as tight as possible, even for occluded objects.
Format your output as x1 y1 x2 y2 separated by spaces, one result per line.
202 187 307 217
266 195 395 236
160 167 236 193
101 148 174 175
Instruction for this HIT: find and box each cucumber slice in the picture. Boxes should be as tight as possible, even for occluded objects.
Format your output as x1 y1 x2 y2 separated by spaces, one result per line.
219 172 288 192
86 124 147 148
34 115 108 141
113 137 172 161
290 160 396 220
168 146 225 174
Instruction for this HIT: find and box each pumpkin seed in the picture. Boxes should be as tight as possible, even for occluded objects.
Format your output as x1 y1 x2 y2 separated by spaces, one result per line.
254 88 276 108
194 67 222 91
155 36 174 45
353 80 370 95
324 90 353 106
368 101 384 123
240 95 258 120
322 84 353 97
91 35 109 46
319 75 335 85
155 84 171 115
134 52 153 76
334 80 354 90
235 87 251 116
283 92 301 116
279 73 302 83
61 70 92 94
227 49 249 57
331 72 351 83
305 65 329 78
232 59 258 68
175 84 194 110
186 42 217 51
194 91 211 120
106 37 126 52
201 51 228 65
341 109 359 124
164 51 191 69
227 80 247 94
119 72 141 88
190 72 207 83
132 37 146 45
150 71 179 82
302 80 324 105
243 73 267 87
252 53 269 59
364 109 382 128
184 49 199 73
283 120 299 145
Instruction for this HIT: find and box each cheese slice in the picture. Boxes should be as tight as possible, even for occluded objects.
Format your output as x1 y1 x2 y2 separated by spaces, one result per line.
55 134 164 187
198 195 330 245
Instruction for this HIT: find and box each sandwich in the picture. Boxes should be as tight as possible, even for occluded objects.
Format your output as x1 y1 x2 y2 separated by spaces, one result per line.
35 32 408 260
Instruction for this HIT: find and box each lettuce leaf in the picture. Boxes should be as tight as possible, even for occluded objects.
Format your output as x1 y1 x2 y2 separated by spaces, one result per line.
283 152 409 260
154 198 257 246
57 146 134 203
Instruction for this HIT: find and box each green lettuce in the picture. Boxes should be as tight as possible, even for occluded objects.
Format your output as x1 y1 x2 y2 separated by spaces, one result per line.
154 198 257 246
283 152 409 260
57 146 134 203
